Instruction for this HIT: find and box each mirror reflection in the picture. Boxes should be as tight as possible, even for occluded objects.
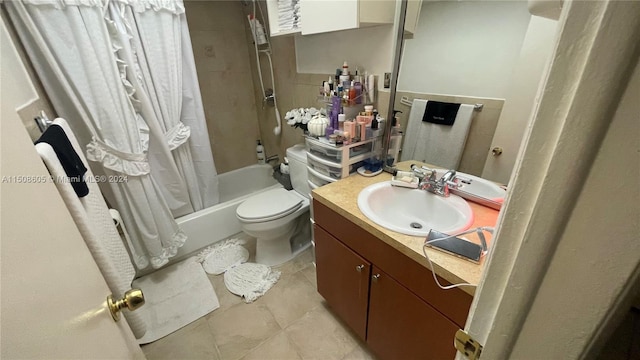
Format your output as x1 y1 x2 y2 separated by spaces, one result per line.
394 0 559 185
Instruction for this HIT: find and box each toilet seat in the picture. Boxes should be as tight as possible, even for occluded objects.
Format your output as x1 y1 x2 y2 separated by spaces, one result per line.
237 188 303 223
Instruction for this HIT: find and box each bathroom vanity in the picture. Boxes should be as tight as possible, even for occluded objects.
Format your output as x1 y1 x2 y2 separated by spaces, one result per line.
311 161 499 359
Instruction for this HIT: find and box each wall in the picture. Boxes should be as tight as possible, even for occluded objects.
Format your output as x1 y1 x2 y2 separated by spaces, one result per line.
397 1 531 98
1 10 56 141
185 1 262 174
294 25 394 79
186 1 393 168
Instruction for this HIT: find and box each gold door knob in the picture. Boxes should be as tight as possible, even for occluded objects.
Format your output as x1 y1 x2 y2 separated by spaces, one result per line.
107 288 145 322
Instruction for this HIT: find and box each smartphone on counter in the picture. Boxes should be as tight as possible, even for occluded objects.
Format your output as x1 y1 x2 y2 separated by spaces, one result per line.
426 230 484 264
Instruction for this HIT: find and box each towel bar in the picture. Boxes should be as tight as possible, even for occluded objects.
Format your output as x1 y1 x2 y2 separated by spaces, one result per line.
399 96 483 112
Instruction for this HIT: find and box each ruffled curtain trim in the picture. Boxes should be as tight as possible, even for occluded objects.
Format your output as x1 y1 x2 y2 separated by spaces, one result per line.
86 137 150 176
148 228 187 269
112 0 185 15
165 122 191 150
23 0 105 9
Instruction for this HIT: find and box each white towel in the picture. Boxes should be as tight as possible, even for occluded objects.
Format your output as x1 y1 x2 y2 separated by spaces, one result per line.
401 100 474 169
35 118 146 339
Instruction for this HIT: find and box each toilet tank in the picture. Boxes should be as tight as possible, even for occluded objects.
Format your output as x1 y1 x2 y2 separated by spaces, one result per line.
286 144 311 198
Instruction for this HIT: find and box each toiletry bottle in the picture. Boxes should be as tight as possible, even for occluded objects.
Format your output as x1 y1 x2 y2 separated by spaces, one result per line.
331 95 341 130
354 76 363 104
325 126 334 140
340 62 351 88
323 81 329 96
338 113 346 130
392 110 403 135
370 113 380 137
344 121 355 141
256 140 265 164
328 76 334 92
364 105 373 116
247 15 268 45
359 121 366 140
367 74 375 103
348 81 356 106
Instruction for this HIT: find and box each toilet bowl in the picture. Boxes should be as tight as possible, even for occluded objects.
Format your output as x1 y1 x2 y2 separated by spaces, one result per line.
235 144 311 266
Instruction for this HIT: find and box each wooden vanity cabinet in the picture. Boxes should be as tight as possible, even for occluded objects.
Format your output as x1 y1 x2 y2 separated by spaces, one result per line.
313 199 472 359
368 266 459 359
314 225 370 340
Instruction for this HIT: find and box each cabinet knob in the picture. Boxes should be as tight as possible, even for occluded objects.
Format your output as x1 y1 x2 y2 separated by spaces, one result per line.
372 274 381 282
355 264 365 272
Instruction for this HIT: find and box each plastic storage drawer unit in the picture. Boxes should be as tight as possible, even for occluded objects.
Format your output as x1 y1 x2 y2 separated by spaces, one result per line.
307 166 336 187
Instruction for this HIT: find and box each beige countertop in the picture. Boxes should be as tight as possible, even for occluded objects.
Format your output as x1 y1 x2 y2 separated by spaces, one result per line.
311 161 500 296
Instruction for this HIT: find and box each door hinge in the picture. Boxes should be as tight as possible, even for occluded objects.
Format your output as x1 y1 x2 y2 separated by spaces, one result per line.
454 329 483 360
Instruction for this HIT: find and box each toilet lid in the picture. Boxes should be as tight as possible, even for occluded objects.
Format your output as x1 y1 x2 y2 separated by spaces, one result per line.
237 188 303 222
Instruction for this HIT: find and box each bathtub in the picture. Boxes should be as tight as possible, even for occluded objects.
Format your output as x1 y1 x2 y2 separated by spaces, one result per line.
170 164 281 264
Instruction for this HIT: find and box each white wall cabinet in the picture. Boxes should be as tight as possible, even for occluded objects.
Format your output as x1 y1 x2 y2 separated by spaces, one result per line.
267 0 413 37
404 0 423 36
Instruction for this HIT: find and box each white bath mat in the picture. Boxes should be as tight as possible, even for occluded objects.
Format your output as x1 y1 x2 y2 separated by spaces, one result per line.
224 263 281 303
133 257 220 344
196 238 250 275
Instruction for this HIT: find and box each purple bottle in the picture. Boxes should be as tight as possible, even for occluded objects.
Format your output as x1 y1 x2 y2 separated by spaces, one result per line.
331 95 341 130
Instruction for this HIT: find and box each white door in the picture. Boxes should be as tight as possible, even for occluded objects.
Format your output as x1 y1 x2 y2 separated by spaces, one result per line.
480 15 558 184
1 18 144 359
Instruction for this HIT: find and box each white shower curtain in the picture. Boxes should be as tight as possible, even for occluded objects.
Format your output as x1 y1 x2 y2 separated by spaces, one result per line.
6 0 219 269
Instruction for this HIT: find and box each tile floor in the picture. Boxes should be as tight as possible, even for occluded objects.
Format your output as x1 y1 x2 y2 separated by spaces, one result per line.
141 237 376 360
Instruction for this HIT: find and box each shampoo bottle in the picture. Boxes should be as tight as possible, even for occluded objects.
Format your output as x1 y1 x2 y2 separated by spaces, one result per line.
256 140 266 164
247 15 268 45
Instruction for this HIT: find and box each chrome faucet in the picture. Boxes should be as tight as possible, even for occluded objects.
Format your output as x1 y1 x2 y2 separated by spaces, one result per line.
411 164 458 197
266 154 279 164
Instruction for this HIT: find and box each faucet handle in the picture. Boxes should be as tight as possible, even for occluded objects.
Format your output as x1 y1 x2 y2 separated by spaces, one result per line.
446 180 460 189
410 164 435 180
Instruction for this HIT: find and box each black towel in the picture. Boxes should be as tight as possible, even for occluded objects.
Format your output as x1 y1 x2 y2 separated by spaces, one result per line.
36 124 89 197
422 101 460 126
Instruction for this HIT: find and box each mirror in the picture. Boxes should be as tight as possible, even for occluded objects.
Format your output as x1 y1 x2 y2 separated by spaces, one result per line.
392 0 558 187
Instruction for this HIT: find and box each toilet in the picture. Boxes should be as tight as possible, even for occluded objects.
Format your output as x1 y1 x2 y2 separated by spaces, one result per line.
236 144 311 266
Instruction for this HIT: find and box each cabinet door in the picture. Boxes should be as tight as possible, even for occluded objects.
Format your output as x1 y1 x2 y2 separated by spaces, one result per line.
404 0 423 35
367 267 459 360
314 225 370 340
300 0 359 35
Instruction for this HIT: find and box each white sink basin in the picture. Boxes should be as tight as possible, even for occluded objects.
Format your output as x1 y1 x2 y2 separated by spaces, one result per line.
437 170 506 201
432 169 506 209
357 181 474 237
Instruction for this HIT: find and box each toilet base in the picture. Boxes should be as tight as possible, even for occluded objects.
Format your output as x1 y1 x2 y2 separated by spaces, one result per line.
254 214 311 266
255 231 294 266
